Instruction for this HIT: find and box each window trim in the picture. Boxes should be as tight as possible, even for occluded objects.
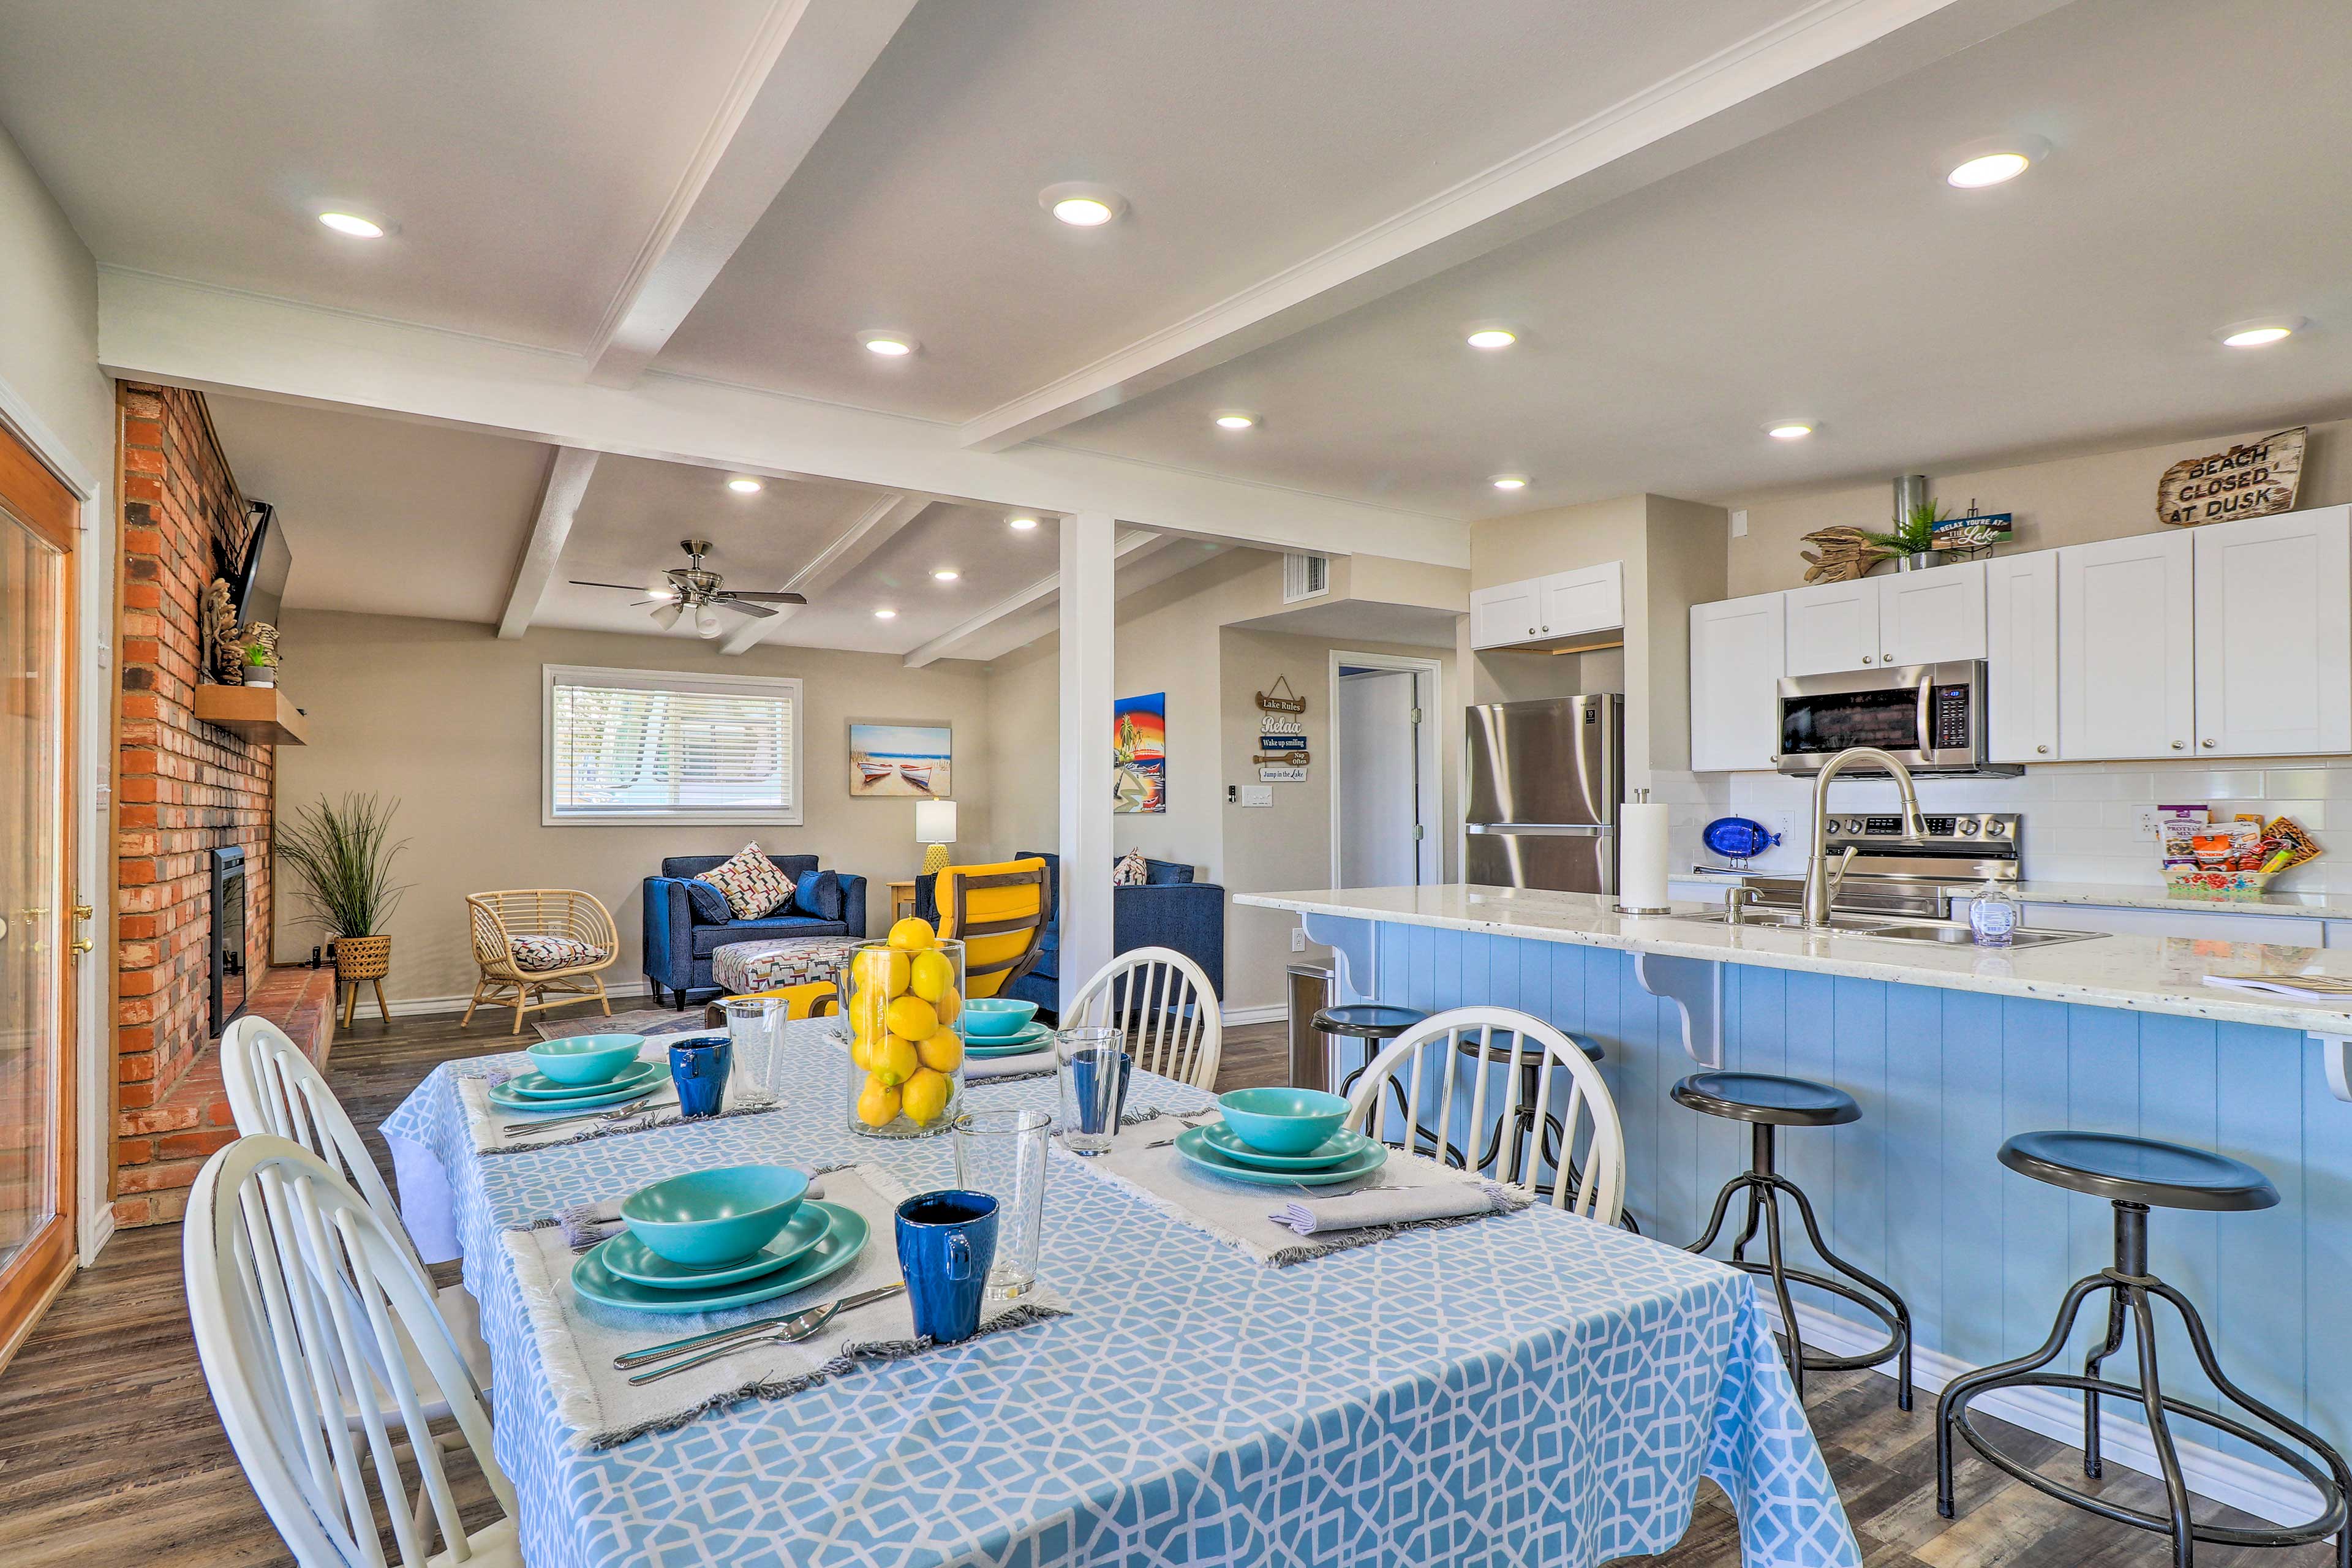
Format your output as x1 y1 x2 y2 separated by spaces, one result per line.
541 663 805 828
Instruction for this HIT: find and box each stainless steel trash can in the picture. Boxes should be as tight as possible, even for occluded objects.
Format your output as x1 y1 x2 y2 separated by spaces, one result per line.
1286 962 1336 1091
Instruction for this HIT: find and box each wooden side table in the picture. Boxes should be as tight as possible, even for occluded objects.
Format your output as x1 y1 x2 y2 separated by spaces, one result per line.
886 878 918 924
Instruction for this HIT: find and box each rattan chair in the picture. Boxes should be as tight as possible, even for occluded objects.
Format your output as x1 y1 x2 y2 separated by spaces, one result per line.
463 889 619 1033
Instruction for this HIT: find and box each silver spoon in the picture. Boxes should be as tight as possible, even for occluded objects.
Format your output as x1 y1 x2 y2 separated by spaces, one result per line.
507 1095 662 1137
624 1283 908 1384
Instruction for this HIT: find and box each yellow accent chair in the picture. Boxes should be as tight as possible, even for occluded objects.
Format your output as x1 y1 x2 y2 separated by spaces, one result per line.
932 859 1052 998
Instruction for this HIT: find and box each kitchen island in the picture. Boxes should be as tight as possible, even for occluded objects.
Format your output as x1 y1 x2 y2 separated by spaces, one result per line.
1237 884 2352 1528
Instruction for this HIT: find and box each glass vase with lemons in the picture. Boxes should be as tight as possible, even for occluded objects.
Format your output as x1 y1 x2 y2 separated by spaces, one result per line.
842 919 966 1139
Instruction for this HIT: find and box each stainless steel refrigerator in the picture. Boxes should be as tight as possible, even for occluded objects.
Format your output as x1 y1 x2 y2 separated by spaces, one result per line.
1463 695 1622 894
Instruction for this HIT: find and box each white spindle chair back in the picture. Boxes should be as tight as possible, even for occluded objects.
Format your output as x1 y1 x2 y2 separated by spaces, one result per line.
1066 946 1222 1088
1343 1005 1626 1223
185 1136 518 1568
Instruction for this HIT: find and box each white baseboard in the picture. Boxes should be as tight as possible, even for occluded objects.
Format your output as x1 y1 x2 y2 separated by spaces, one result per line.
377 979 655 1020
1762 1297 2331 1532
1221 1003 1287 1027
77 1203 116 1267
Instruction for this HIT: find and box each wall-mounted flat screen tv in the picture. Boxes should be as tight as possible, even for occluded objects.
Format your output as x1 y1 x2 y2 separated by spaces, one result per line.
230 500 292 628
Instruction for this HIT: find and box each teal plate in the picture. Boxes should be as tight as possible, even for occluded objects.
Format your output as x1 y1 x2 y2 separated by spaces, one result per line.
573 1202 867 1314
597 1202 832 1289
963 1020 1053 1056
1199 1121 1378 1172
502 1058 663 1101
489 1074 660 1117
1174 1125 1388 1187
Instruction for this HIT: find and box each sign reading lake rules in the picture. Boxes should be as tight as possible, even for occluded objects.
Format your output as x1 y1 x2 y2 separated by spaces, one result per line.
2158 426 2305 527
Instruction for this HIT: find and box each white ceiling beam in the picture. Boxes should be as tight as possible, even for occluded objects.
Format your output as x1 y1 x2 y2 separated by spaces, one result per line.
720 491 930 654
903 530 1172 668
955 0 2068 452
98 267 1463 567
496 445 600 639
586 0 918 386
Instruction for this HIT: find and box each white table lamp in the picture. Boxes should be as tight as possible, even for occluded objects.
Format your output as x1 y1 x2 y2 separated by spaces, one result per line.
915 799 958 876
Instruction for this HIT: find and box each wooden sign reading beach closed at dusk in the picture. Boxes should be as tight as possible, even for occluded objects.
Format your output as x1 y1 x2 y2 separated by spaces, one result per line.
2157 425 2306 527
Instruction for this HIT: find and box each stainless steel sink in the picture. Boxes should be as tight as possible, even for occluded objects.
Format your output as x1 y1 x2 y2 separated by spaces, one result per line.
1845 920 2102 948
1678 907 1899 932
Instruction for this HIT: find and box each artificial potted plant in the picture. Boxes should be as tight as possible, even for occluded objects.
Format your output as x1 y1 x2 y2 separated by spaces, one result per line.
1866 499 1949 571
243 639 277 687
276 793 410 1016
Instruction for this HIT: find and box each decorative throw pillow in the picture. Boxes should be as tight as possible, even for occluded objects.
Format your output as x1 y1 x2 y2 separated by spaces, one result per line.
696 843 795 921
508 935 606 973
1112 849 1149 886
682 878 733 924
794 868 843 922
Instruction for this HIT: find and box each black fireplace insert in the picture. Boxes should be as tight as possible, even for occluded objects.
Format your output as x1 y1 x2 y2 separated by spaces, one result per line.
211 845 247 1035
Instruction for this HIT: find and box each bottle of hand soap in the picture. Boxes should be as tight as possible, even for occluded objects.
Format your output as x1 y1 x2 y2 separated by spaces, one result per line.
1967 877 2020 948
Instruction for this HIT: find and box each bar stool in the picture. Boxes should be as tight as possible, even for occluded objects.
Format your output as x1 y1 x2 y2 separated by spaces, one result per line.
1676 1070 1913 1406
1313 1005 1461 1164
1450 1030 1639 1231
1937 1131 2350 1568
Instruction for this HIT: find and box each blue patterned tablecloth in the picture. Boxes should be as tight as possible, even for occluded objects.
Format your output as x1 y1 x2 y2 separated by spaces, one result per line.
382 1022 1860 1568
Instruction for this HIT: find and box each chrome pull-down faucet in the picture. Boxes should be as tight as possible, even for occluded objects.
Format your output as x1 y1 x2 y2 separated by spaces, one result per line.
1803 747 1926 929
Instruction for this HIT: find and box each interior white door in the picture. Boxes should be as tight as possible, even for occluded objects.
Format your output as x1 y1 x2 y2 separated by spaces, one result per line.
1879 560 1987 665
2192 505 2352 757
1469 579 1542 650
1539 562 1624 639
1983 551 2059 763
1689 593 1785 772
1337 669 1421 887
1783 578 1880 676
2059 530 2194 760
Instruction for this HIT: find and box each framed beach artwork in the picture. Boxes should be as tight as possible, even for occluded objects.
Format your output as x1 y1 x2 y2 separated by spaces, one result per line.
1113 693 1166 813
849 722 951 798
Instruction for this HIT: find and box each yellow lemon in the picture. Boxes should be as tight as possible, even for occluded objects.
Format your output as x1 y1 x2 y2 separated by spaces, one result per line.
848 1031 875 1071
884 994 938 1042
934 986 962 1027
888 917 936 952
910 948 954 1004
900 1067 951 1126
916 1031 962 1073
853 946 911 1001
855 1077 902 1128
871 1033 919 1088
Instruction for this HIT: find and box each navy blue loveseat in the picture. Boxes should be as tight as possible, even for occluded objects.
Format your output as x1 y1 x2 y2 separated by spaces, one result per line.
643 854 867 1008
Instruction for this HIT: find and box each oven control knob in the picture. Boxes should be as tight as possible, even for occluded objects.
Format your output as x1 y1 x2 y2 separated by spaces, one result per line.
1958 820 1978 835
1986 820 2008 837
1844 817 1865 834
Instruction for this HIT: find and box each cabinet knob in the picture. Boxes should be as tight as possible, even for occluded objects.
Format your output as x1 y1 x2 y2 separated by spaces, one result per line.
2036 745 2049 755
1861 655 1874 665
2201 739 2216 748
1541 625 1550 633
2172 741 2186 750
1528 627 1536 635
1882 651 1892 662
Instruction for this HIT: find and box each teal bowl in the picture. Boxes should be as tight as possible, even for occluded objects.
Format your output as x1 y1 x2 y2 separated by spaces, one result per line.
526 1034 643 1087
620 1166 810 1268
1218 1087 1351 1156
960 998 1039 1039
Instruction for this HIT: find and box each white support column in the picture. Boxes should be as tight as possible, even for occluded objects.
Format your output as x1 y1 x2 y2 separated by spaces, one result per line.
1057 512 1116 1012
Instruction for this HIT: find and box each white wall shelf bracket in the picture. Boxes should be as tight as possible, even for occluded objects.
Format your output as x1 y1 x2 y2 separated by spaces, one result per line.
1635 953 1722 1067
2311 1033 2352 1102
1301 914 1378 1004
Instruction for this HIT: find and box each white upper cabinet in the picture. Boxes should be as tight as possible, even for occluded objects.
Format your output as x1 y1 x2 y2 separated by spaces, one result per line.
2192 505 2352 757
1469 578 1544 649
1984 552 2059 762
2059 530 2195 761
1782 578 1880 676
1879 559 1987 665
1470 562 1623 650
1689 592 1786 772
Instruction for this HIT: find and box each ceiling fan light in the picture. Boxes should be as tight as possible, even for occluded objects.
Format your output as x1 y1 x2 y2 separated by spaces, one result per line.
651 601 685 631
694 605 722 639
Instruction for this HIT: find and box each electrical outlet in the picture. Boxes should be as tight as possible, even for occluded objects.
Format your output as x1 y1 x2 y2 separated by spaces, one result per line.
1769 810 1797 851
1290 926 1307 952
2135 806 2162 842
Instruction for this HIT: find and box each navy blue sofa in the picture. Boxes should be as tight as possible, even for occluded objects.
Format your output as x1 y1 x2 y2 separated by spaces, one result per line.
643 854 867 1008
916 851 1221 1020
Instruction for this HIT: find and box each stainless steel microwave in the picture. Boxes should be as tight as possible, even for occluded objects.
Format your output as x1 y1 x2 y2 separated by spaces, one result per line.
1774 659 2021 777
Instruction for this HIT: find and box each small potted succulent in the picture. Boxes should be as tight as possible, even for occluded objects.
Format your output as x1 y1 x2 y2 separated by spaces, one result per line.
242 639 277 687
1866 499 1949 571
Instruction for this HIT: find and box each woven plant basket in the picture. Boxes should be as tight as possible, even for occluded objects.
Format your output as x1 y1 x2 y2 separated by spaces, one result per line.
334 933 393 981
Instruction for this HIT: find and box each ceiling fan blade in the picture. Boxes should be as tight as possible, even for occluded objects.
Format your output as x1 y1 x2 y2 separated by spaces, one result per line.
717 597 780 619
568 579 650 592
722 590 808 605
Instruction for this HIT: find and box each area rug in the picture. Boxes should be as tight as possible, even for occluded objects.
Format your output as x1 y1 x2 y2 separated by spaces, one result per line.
533 1006 705 1041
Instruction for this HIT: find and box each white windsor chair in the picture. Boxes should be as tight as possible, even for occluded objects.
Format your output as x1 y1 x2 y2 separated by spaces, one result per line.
1066 945 1223 1090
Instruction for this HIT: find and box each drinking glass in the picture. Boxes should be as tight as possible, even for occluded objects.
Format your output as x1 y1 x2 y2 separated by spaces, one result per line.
1055 1027 1129 1155
952 1109 1052 1299
723 997 784 1107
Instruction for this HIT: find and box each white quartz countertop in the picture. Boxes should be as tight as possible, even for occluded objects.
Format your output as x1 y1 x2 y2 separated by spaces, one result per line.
1673 865 2352 921
1238 884 2352 1034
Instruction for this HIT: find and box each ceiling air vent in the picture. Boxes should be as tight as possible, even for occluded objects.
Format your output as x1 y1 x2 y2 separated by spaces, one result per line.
1283 552 1330 604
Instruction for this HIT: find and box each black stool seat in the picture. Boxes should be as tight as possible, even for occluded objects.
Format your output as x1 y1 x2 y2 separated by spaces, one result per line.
1453 1030 1604 1065
1999 1131 2279 1213
1672 1071 1859 1128
1310 1003 1427 1039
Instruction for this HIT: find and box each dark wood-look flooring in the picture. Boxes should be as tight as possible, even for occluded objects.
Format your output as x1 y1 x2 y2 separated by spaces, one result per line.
0 1009 2325 1567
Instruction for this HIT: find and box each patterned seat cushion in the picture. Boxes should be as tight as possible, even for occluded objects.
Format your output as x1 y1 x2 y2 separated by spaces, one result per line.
509 934 608 973
696 843 796 921
710 937 861 997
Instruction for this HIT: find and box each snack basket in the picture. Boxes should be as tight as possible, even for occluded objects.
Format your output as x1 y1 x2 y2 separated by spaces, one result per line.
2162 865 2278 903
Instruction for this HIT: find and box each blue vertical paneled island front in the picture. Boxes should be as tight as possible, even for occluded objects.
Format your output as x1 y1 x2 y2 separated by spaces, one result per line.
1240 889 2352 1526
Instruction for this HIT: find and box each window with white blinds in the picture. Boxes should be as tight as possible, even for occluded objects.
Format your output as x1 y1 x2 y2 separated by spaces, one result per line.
543 665 803 826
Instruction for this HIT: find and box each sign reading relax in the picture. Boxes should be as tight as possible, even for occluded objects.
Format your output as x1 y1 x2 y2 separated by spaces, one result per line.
2157 426 2306 527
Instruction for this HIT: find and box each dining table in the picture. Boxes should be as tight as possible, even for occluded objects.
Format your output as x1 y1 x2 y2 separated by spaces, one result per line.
381 1019 1862 1568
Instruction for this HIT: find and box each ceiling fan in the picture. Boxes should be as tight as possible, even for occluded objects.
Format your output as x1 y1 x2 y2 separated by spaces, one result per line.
570 538 806 639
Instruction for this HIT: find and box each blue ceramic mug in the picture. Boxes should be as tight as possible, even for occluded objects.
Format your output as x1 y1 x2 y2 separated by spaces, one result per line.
668 1036 733 1118
894 1189 999 1344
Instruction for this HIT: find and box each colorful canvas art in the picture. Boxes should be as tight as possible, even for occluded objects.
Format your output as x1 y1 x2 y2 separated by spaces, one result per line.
849 722 952 797
1113 693 1166 813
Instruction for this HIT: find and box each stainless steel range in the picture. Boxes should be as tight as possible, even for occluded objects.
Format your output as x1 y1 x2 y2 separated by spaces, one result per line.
1714 812 2022 919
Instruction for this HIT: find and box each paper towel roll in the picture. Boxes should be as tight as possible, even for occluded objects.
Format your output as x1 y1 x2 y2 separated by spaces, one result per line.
1618 802 1672 912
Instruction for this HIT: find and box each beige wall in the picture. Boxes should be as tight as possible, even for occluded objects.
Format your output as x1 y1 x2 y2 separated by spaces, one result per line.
0 127 110 478
1724 418 2351 597
270 611 994 1003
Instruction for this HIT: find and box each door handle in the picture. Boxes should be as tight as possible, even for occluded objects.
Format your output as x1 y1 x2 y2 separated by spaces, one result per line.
70 937 94 958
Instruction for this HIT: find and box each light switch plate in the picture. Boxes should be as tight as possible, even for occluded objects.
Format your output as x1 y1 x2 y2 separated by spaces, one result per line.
1731 508 1749 538
1240 785 1273 807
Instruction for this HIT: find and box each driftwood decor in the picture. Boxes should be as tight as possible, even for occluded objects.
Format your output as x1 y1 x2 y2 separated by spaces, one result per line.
2158 426 2306 527
201 576 279 685
1798 527 1895 584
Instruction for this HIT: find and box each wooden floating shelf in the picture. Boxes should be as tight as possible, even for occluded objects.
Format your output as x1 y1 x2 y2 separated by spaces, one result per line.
191 683 308 746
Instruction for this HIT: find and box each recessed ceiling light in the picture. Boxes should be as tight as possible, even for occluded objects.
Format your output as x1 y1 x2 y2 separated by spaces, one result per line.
1039 182 1126 227
317 211 386 239
874 608 899 620
1490 474 1529 491
1764 420 1815 440
1212 411 1258 431
857 330 918 356
1465 326 1518 350
1943 134 2049 189
1008 514 1039 531
932 568 960 582
2217 316 2306 348
726 477 763 494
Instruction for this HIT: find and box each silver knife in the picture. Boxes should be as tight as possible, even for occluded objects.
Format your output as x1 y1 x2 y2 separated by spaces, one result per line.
611 1283 905 1370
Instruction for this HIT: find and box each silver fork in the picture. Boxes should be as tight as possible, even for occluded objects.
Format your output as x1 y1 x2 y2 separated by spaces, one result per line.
623 1283 907 1384
507 1096 663 1138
